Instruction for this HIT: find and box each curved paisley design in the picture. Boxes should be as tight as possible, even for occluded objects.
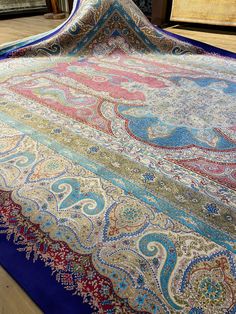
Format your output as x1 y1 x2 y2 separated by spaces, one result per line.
103 202 154 241
26 157 69 183
0 0 235 313
178 250 236 313
51 177 105 214
0 151 35 167
38 44 61 56
139 233 182 310
0 135 24 155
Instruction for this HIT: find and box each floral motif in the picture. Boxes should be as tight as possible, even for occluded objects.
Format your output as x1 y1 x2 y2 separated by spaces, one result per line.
204 203 220 216
142 172 155 183
177 251 236 313
189 308 205 314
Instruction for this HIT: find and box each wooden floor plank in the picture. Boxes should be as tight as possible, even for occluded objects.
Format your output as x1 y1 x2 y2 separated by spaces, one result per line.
165 25 236 53
0 15 65 45
0 266 42 314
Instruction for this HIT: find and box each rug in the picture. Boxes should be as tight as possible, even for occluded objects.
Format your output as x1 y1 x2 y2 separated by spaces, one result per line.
0 0 235 313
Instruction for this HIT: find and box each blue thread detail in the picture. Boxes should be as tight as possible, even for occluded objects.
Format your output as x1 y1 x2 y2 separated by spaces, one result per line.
143 172 155 183
0 111 235 253
180 250 236 293
0 151 35 167
69 2 159 56
0 134 25 156
189 307 205 314
51 177 105 214
204 203 219 215
139 233 182 310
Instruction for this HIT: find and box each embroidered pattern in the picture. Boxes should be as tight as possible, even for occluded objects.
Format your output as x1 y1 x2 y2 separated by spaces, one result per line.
0 0 235 313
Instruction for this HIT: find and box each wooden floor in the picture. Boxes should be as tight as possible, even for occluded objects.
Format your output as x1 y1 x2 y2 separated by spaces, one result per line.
165 24 236 53
0 13 235 314
0 267 42 314
0 15 64 46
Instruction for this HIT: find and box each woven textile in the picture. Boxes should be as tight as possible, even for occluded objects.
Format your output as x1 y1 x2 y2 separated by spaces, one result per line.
0 1 235 313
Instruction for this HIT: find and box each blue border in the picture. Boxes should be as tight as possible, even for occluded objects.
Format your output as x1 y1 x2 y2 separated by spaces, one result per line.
160 28 236 59
0 233 92 314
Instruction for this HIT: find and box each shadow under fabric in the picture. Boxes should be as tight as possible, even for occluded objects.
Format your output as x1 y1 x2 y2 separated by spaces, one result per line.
133 0 152 16
0 0 235 314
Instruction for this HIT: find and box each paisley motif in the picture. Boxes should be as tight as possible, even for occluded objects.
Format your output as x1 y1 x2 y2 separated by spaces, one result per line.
139 233 181 310
177 251 236 313
0 135 24 155
103 201 154 241
0 151 35 167
51 177 105 214
0 163 21 187
26 157 70 182
11 76 113 135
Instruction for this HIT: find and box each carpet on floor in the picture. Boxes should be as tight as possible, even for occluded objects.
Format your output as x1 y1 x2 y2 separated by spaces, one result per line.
0 0 235 313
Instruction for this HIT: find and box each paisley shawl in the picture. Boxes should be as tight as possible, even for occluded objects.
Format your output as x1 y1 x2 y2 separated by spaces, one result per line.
0 0 235 313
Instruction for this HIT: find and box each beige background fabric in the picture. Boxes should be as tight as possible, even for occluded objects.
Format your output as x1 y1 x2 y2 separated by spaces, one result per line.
171 0 236 26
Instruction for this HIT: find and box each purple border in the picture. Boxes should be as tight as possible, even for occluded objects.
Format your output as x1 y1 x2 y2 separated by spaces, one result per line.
0 233 92 314
160 28 236 59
